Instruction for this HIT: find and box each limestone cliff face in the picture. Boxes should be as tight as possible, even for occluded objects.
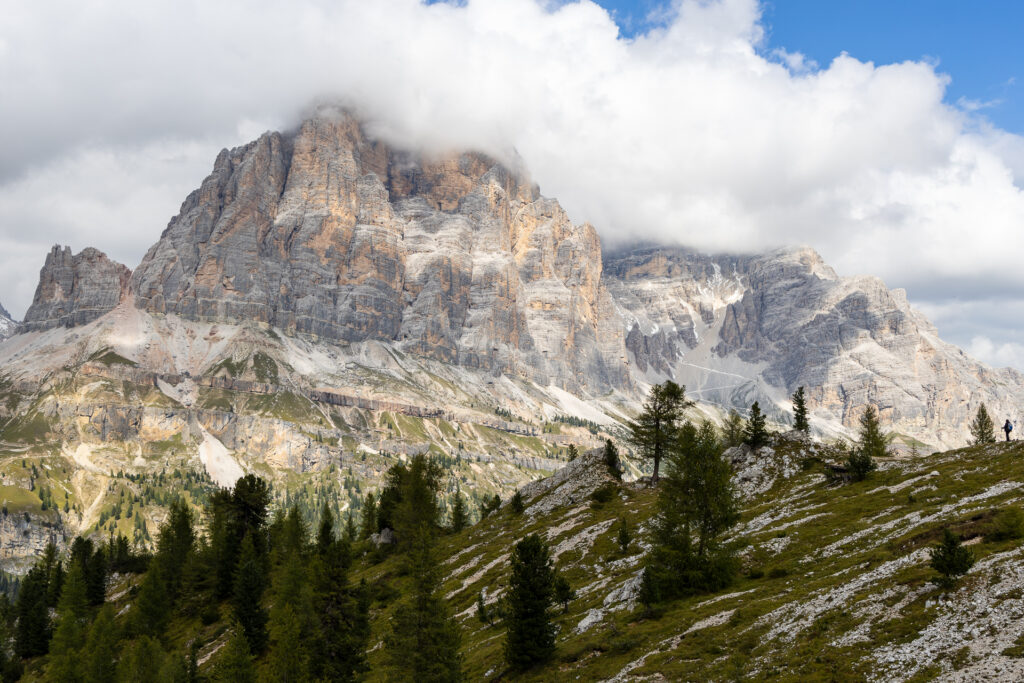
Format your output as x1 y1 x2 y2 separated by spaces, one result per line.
131 111 628 392
605 246 1024 447
21 246 130 332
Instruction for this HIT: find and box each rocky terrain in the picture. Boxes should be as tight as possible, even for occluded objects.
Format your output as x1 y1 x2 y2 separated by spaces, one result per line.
0 303 15 341
1 107 1023 573
372 435 1024 682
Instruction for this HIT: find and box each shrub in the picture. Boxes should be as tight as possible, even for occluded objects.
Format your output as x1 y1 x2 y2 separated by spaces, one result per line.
988 507 1024 542
930 528 975 587
590 482 617 508
767 567 789 579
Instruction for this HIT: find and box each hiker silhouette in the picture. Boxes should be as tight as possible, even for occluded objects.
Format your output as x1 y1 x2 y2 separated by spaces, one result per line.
1005 419 1014 442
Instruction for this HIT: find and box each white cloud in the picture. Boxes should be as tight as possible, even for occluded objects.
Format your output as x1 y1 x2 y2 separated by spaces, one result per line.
968 337 1024 374
0 0 1021 370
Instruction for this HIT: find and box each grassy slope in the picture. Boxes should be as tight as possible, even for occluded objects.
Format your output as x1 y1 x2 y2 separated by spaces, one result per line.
354 439 1024 682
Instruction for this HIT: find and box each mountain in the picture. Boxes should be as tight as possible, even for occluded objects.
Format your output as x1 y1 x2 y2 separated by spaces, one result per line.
0 108 1022 571
21 245 131 332
0 302 14 341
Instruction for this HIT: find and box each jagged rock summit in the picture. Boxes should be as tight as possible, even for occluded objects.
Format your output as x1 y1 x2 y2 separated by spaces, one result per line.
21 245 130 332
129 110 627 394
5 108 1024 448
0 301 15 341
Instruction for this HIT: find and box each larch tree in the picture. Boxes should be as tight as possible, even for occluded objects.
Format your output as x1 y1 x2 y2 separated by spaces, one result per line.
792 386 810 433
628 381 691 484
970 403 997 445
744 401 768 449
504 534 557 671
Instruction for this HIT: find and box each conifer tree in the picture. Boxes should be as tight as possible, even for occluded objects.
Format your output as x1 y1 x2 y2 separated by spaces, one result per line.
155 497 194 601
476 591 492 626
744 402 768 449
47 563 89 682
384 453 463 681
83 605 119 683
267 604 308 683
132 559 171 638
359 492 377 541
848 405 888 481
616 516 632 554
628 381 691 484
930 528 975 587
603 439 622 479
509 490 525 514
566 444 579 461
553 575 575 614
232 533 268 654
213 628 256 683
316 503 335 556
117 635 166 682
344 511 358 543
504 534 557 670
970 403 997 445
644 421 739 600
450 485 468 533
310 547 370 681
722 409 745 448
792 386 810 433
15 563 52 658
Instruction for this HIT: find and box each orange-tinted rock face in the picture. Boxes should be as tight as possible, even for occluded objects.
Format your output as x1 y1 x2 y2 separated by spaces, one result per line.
130 110 629 393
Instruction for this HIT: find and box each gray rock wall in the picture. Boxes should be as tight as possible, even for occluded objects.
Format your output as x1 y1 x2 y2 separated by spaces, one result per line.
21 246 130 332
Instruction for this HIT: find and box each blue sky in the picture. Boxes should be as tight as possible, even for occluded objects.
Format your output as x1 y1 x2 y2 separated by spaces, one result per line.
596 0 1024 134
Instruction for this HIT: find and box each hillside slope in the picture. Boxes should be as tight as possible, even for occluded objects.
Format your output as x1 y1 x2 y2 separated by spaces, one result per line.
359 438 1024 682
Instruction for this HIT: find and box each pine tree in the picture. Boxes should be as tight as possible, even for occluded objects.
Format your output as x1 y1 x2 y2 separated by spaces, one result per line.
628 381 691 484
504 534 557 670
930 528 975 587
48 563 89 682
83 605 119 683
566 444 579 461
509 490 525 514
644 420 739 601
480 494 501 519
359 492 377 540
310 547 370 681
450 485 468 533
553 575 575 614
154 497 195 601
848 405 888 481
616 516 632 554
722 409 745 448
132 558 171 638
476 591 492 626
213 628 256 683
15 563 52 658
744 402 768 449
970 403 997 445
316 503 335 556
116 635 166 682
792 386 810 433
267 604 308 683
603 439 622 479
232 534 268 654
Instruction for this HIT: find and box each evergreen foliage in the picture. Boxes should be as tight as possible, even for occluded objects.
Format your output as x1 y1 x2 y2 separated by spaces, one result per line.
480 494 501 519
232 534 269 654
476 591 492 625
970 403 997 445
744 401 768 449
792 386 810 433
504 534 557 670
82 606 119 683
644 421 739 601
553 575 575 614
722 409 745 448
509 490 525 514
848 406 888 481
359 492 377 540
930 528 975 588
450 485 468 533
47 562 89 681
14 563 51 658
213 628 256 683
628 381 691 483
603 439 622 479
616 516 632 554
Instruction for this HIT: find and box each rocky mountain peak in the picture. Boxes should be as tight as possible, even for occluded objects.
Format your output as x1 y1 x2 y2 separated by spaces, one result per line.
0 301 14 341
21 245 131 332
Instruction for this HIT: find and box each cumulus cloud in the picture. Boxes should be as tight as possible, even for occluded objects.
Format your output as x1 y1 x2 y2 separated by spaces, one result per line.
0 0 1021 369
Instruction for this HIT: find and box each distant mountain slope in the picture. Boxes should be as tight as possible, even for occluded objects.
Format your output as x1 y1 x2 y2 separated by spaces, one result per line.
0 301 14 341
604 246 1024 448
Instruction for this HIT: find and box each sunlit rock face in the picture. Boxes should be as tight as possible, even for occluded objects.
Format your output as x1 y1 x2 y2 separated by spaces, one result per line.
129 110 628 394
21 246 130 332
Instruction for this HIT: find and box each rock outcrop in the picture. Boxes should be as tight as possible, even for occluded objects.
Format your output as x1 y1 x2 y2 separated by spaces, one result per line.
131 110 628 393
21 246 130 332
605 246 1024 447
0 302 15 340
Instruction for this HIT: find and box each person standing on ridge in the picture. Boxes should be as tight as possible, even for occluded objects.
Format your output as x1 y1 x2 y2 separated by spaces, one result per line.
1005 419 1014 442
